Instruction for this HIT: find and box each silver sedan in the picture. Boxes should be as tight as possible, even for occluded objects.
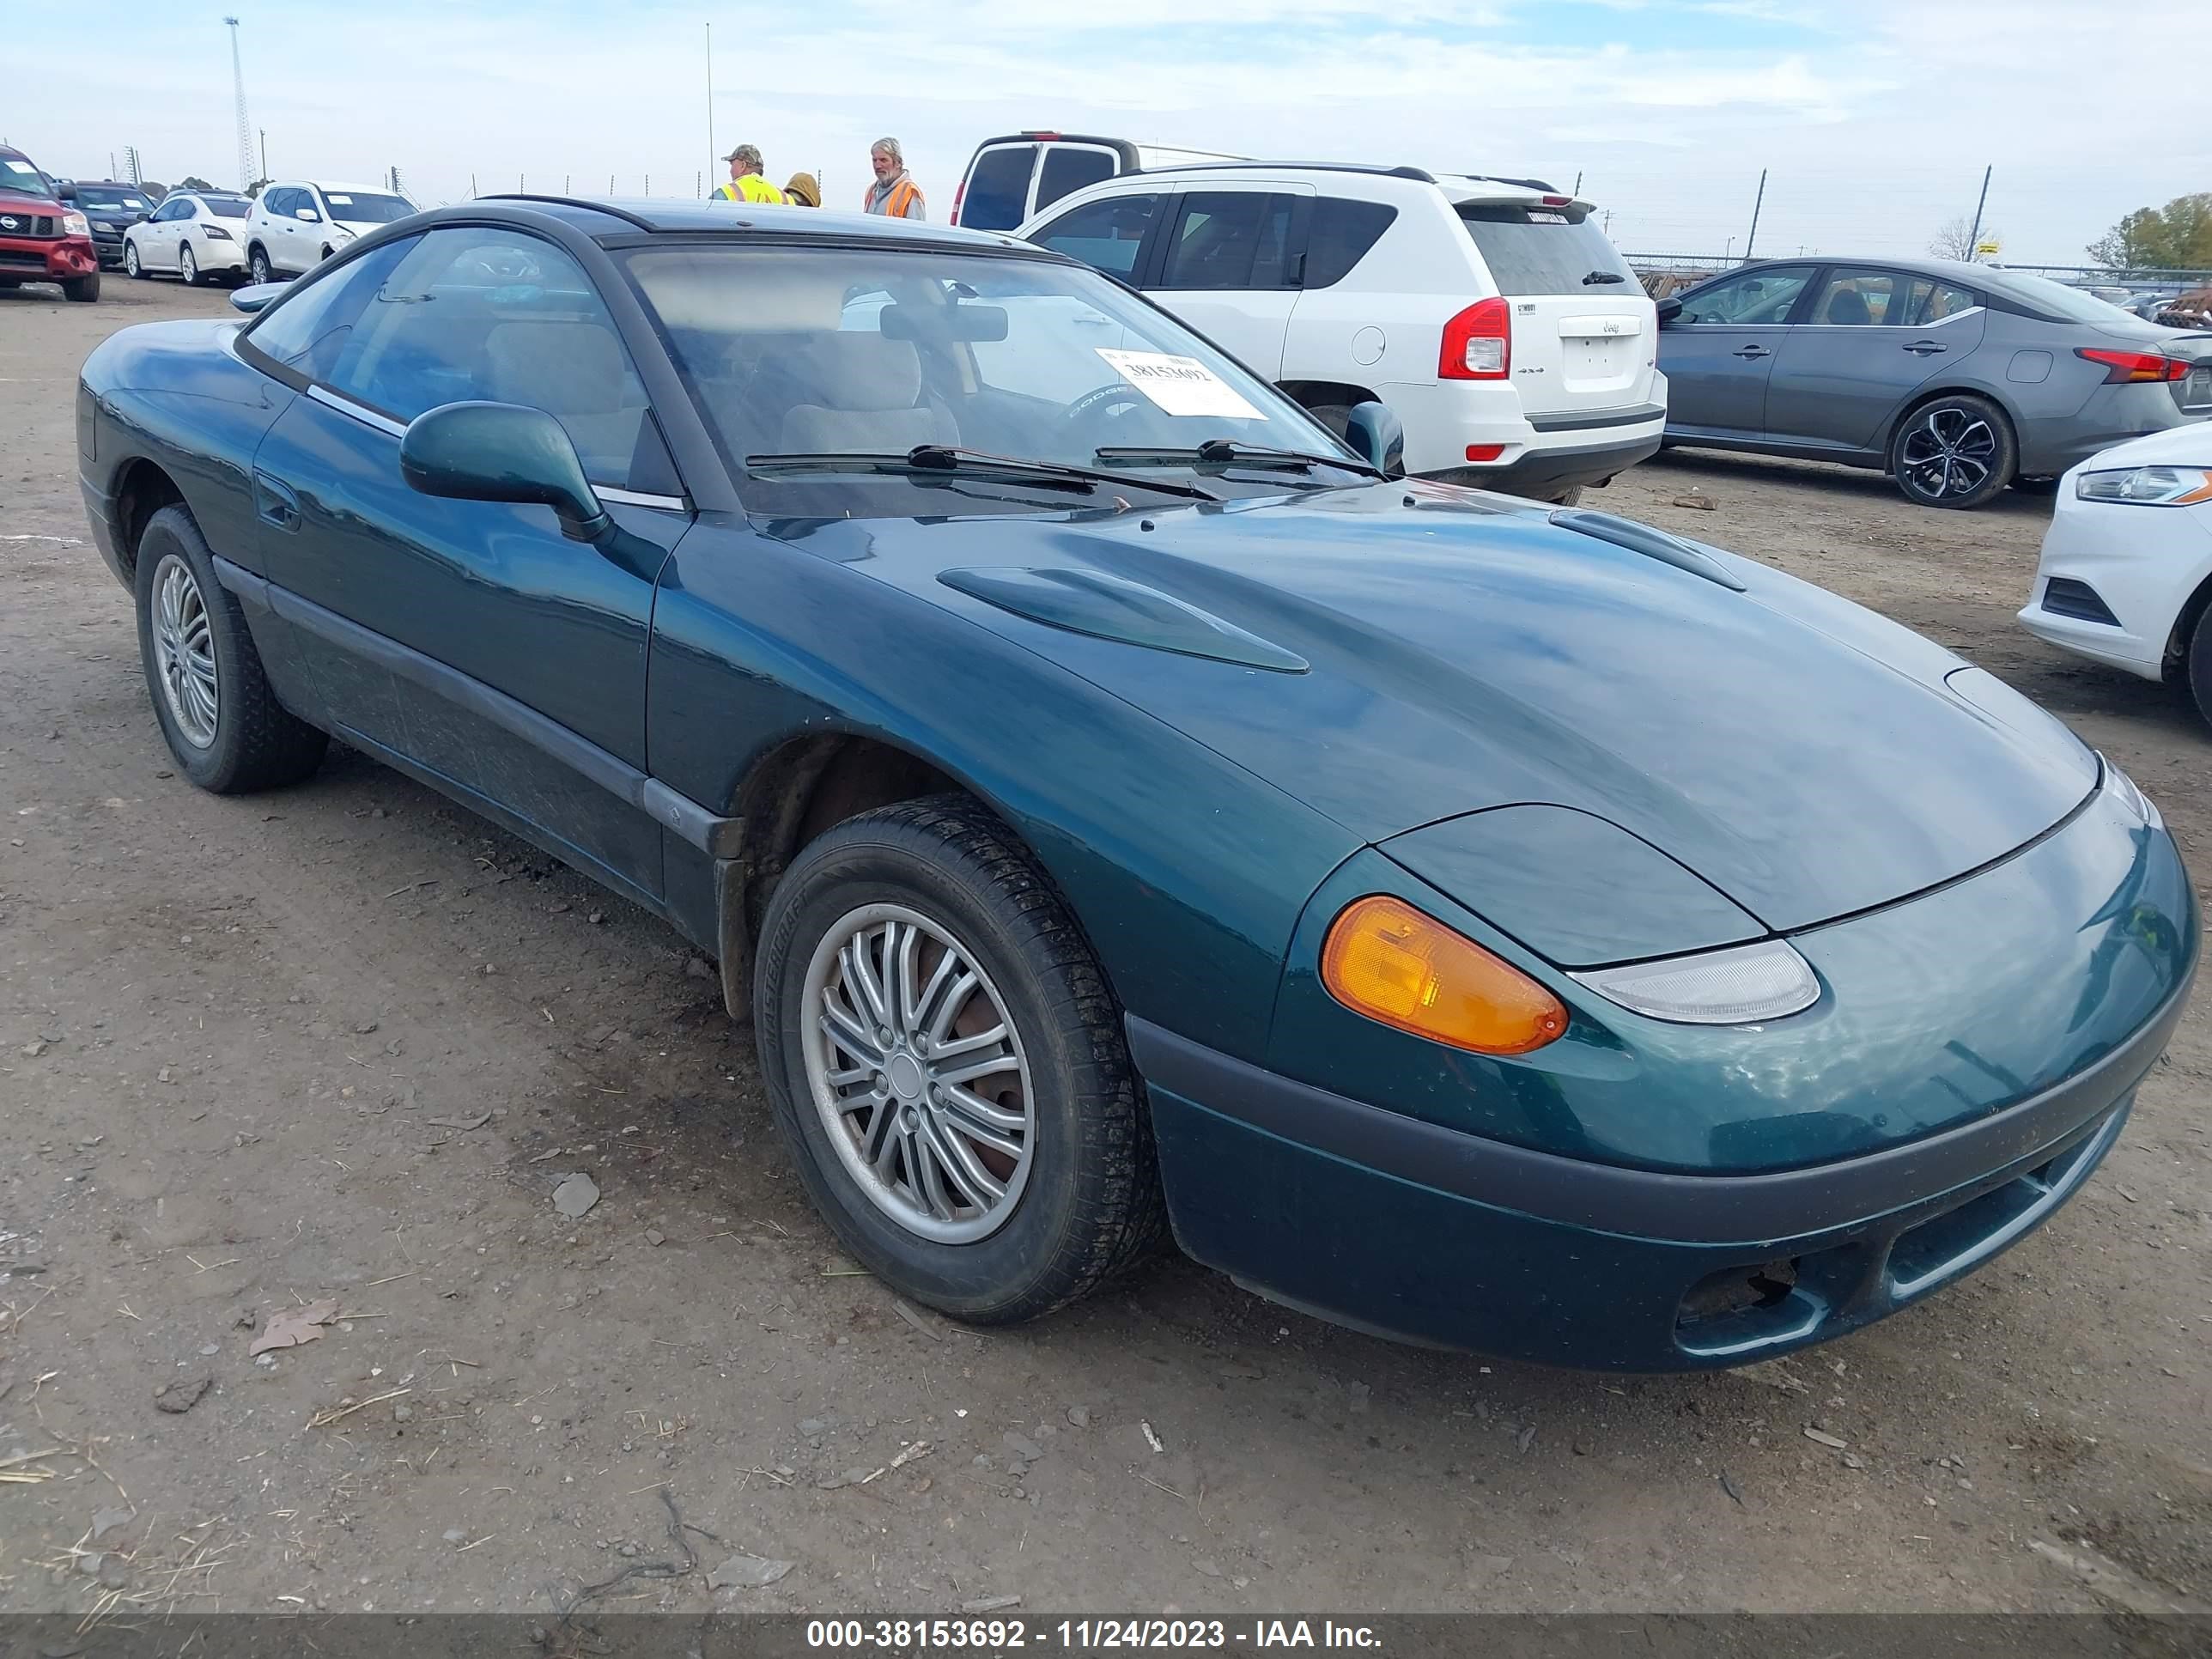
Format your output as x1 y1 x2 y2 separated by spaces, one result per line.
1656 257 2212 508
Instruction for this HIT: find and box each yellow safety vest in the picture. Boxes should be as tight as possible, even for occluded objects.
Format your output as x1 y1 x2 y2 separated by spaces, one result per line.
714 173 787 205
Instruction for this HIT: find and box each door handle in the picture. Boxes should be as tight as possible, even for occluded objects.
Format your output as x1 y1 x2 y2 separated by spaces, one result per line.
1903 340 1948 355
1731 344 1771 360
253 471 301 532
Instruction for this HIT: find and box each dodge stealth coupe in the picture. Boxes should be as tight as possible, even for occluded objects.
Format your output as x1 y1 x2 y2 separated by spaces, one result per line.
76 197 2197 1370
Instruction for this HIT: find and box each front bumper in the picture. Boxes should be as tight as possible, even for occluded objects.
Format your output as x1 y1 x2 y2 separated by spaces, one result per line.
89 227 127 266
2018 476 2212 681
1131 976 2185 1370
0 233 98 283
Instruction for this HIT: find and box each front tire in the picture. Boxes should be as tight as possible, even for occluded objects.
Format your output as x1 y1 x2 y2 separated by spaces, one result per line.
1889 393 2014 509
133 505 327 793
61 272 100 303
755 796 1165 1324
124 240 142 278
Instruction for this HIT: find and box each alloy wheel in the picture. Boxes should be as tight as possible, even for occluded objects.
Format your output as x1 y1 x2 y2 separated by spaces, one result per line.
179 246 198 286
124 241 140 278
800 902 1035 1244
1898 407 1996 501
249 249 270 285
151 554 218 747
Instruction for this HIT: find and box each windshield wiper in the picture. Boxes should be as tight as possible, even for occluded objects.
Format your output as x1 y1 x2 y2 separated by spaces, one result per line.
1095 438 1384 480
1582 270 1628 285
744 445 1217 501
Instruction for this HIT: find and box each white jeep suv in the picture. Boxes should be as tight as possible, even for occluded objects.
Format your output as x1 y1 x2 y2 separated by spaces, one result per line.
245 180 418 283
1018 162 1663 501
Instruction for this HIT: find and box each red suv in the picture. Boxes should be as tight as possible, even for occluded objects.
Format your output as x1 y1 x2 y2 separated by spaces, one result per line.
0 145 100 302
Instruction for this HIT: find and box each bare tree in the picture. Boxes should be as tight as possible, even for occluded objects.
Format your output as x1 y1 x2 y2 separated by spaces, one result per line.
1929 214 1998 261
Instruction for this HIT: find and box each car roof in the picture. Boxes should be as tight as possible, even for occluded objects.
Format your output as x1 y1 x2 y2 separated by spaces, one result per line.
1047 161 1589 209
475 194 1042 252
289 180 404 195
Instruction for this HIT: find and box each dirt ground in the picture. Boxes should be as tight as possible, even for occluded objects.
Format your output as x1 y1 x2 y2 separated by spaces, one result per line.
3 278 2209 1623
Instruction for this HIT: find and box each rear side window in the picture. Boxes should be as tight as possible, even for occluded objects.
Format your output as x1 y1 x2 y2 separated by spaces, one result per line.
1158 191 1297 290
1905 276 1978 325
1457 204 1633 295
243 236 419 383
959 145 1036 231
1030 193 1162 279
1304 198 1396 288
1036 147 1116 214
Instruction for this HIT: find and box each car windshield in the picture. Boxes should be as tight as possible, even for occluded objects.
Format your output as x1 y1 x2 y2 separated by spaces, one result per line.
621 243 1365 518
201 196 250 219
1455 202 1634 295
1 157 52 199
320 191 413 223
76 186 153 210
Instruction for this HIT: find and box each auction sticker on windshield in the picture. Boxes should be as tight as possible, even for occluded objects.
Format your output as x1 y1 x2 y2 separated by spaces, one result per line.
1095 349 1264 421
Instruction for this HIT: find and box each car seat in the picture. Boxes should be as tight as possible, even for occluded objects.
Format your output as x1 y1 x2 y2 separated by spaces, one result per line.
484 319 647 483
777 334 959 453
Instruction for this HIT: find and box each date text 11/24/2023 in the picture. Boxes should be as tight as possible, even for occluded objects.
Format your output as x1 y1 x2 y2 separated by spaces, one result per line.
805 1620 1383 1650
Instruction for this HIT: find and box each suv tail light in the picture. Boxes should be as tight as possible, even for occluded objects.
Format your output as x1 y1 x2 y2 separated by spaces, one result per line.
2076 347 2188 384
950 176 965 227
1440 298 1511 380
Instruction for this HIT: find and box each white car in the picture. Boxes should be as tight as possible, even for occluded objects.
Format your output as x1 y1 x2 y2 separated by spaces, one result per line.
951 131 1248 232
123 190 254 286
2021 423 2212 722
244 180 417 283
1017 161 1662 501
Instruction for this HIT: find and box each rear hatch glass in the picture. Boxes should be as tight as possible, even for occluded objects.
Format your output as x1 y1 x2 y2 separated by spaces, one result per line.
1458 201 1650 416
958 144 1037 232
1456 203 1634 295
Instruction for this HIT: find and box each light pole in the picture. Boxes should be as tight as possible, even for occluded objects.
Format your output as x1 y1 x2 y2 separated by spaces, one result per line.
1724 236 1735 263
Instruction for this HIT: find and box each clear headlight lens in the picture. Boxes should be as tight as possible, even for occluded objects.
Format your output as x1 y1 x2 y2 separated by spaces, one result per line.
2100 754 2163 830
1573 938 1820 1025
2075 465 2212 506
62 210 90 237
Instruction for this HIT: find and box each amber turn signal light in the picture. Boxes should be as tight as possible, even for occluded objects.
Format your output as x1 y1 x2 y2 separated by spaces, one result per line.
1320 895 1568 1055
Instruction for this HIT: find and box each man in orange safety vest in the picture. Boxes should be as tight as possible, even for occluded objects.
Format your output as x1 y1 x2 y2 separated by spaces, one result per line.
863 137 925 220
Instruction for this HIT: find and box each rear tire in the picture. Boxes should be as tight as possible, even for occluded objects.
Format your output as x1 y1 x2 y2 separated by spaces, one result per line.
133 505 327 793
61 272 100 303
755 795 1166 1325
1547 484 1585 507
1889 393 2014 509
248 246 272 285
179 244 200 287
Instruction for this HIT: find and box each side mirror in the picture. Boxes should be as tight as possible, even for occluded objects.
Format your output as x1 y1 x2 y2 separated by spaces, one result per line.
136 210 153 224
56 181 77 202
295 207 319 222
1343 400 1406 478
400 402 610 543
230 282 287 313
1656 296 1683 325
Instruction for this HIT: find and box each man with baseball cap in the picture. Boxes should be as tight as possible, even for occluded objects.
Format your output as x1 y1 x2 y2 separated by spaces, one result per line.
714 144 787 204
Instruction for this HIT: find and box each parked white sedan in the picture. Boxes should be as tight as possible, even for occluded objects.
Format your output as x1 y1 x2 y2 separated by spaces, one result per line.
2021 424 2212 722
123 191 254 286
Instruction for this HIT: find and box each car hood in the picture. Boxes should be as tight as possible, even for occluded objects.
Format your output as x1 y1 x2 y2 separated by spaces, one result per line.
2075 422 2212 471
0 194 65 221
792 483 2097 938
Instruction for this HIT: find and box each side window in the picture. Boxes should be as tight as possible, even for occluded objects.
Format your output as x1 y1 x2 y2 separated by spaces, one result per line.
1035 147 1116 214
261 187 291 216
1303 198 1396 289
1158 192 1297 291
1674 266 1815 326
320 228 659 490
242 237 419 382
179 199 200 221
149 199 180 222
1030 193 1162 280
1808 268 1909 326
1905 277 1978 326
959 145 1037 232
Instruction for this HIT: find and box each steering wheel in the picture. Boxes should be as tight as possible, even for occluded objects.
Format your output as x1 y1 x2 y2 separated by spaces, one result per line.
1061 380 1149 445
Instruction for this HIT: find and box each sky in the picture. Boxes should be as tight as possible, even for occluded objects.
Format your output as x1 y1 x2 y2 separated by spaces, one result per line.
3 0 2203 267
